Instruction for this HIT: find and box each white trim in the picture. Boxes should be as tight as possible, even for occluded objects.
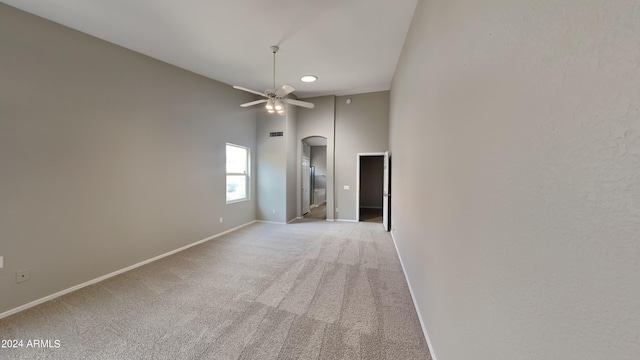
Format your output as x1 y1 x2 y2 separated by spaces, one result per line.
226 143 251 204
390 230 438 360
226 198 250 205
287 217 302 224
0 220 257 320
255 220 287 225
335 219 358 223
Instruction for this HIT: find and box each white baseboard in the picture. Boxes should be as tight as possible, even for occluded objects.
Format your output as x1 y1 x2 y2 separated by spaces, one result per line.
0 220 257 320
287 217 302 224
335 219 358 223
255 220 287 225
390 230 438 360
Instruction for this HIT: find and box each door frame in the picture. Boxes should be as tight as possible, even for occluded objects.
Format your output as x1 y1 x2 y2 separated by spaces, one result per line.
302 143 311 215
356 152 387 223
299 137 328 220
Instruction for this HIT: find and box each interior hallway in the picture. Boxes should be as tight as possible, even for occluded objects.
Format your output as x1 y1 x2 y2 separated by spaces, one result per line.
303 203 327 221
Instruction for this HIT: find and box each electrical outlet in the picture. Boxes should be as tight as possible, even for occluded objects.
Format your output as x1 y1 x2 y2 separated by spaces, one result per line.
16 270 30 283
219 217 223 223
272 209 276 214
0 256 3 269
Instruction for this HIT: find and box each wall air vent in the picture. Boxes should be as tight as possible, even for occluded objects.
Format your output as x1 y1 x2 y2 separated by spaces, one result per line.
269 131 284 137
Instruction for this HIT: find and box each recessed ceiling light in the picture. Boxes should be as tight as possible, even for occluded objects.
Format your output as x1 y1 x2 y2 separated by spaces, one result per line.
301 75 318 83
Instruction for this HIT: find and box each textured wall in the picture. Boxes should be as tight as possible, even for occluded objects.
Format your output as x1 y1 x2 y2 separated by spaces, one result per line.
310 146 328 179
334 92 389 221
256 103 299 223
0 4 256 314
256 111 287 223
285 105 299 222
296 96 336 220
311 146 328 198
390 0 640 359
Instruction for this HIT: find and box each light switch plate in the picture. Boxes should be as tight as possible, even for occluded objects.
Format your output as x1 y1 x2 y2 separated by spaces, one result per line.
344 185 350 190
0 256 3 269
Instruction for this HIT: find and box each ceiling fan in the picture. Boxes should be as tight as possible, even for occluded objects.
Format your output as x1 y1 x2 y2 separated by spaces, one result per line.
233 46 315 114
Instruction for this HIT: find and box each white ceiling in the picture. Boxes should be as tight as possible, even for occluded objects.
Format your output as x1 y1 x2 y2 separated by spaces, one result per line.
2 0 418 98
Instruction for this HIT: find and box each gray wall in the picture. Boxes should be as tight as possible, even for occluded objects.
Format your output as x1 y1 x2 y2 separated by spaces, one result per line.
310 146 327 178
296 96 336 220
390 1 640 359
296 93 389 221
310 146 327 195
285 105 298 222
335 92 389 221
256 104 298 223
0 4 256 314
256 112 286 223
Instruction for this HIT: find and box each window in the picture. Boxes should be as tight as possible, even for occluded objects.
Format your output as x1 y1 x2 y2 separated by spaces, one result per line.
226 143 250 203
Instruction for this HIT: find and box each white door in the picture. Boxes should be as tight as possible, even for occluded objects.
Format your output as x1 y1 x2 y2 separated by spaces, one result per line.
302 152 311 215
383 151 390 231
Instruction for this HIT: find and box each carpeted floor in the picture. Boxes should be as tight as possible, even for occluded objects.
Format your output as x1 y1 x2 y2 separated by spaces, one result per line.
0 220 431 360
359 208 383 223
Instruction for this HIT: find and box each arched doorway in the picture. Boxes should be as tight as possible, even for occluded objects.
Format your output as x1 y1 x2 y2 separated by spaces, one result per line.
301 136 327 220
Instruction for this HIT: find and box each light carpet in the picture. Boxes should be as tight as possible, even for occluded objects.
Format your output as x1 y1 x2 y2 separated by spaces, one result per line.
0 220 431 359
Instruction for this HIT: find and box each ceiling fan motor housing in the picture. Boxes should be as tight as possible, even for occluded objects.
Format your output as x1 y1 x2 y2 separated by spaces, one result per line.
232 45 315 110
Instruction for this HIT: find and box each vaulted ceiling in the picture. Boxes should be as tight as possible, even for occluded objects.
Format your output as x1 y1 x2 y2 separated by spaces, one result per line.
2 0 418 98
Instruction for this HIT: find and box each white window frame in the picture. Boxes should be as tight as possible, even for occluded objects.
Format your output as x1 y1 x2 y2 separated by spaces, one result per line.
225 143 250 204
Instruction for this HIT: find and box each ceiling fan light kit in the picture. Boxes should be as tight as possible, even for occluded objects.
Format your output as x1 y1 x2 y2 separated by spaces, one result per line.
233 46 315 114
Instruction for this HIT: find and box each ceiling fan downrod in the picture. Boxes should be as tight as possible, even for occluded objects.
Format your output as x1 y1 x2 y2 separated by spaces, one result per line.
270 45 279 91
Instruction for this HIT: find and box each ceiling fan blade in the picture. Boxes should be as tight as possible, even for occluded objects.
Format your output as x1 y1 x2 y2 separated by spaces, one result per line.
233 86 267 97
285 98 315 109
276 84 295 97
240 99 268 108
